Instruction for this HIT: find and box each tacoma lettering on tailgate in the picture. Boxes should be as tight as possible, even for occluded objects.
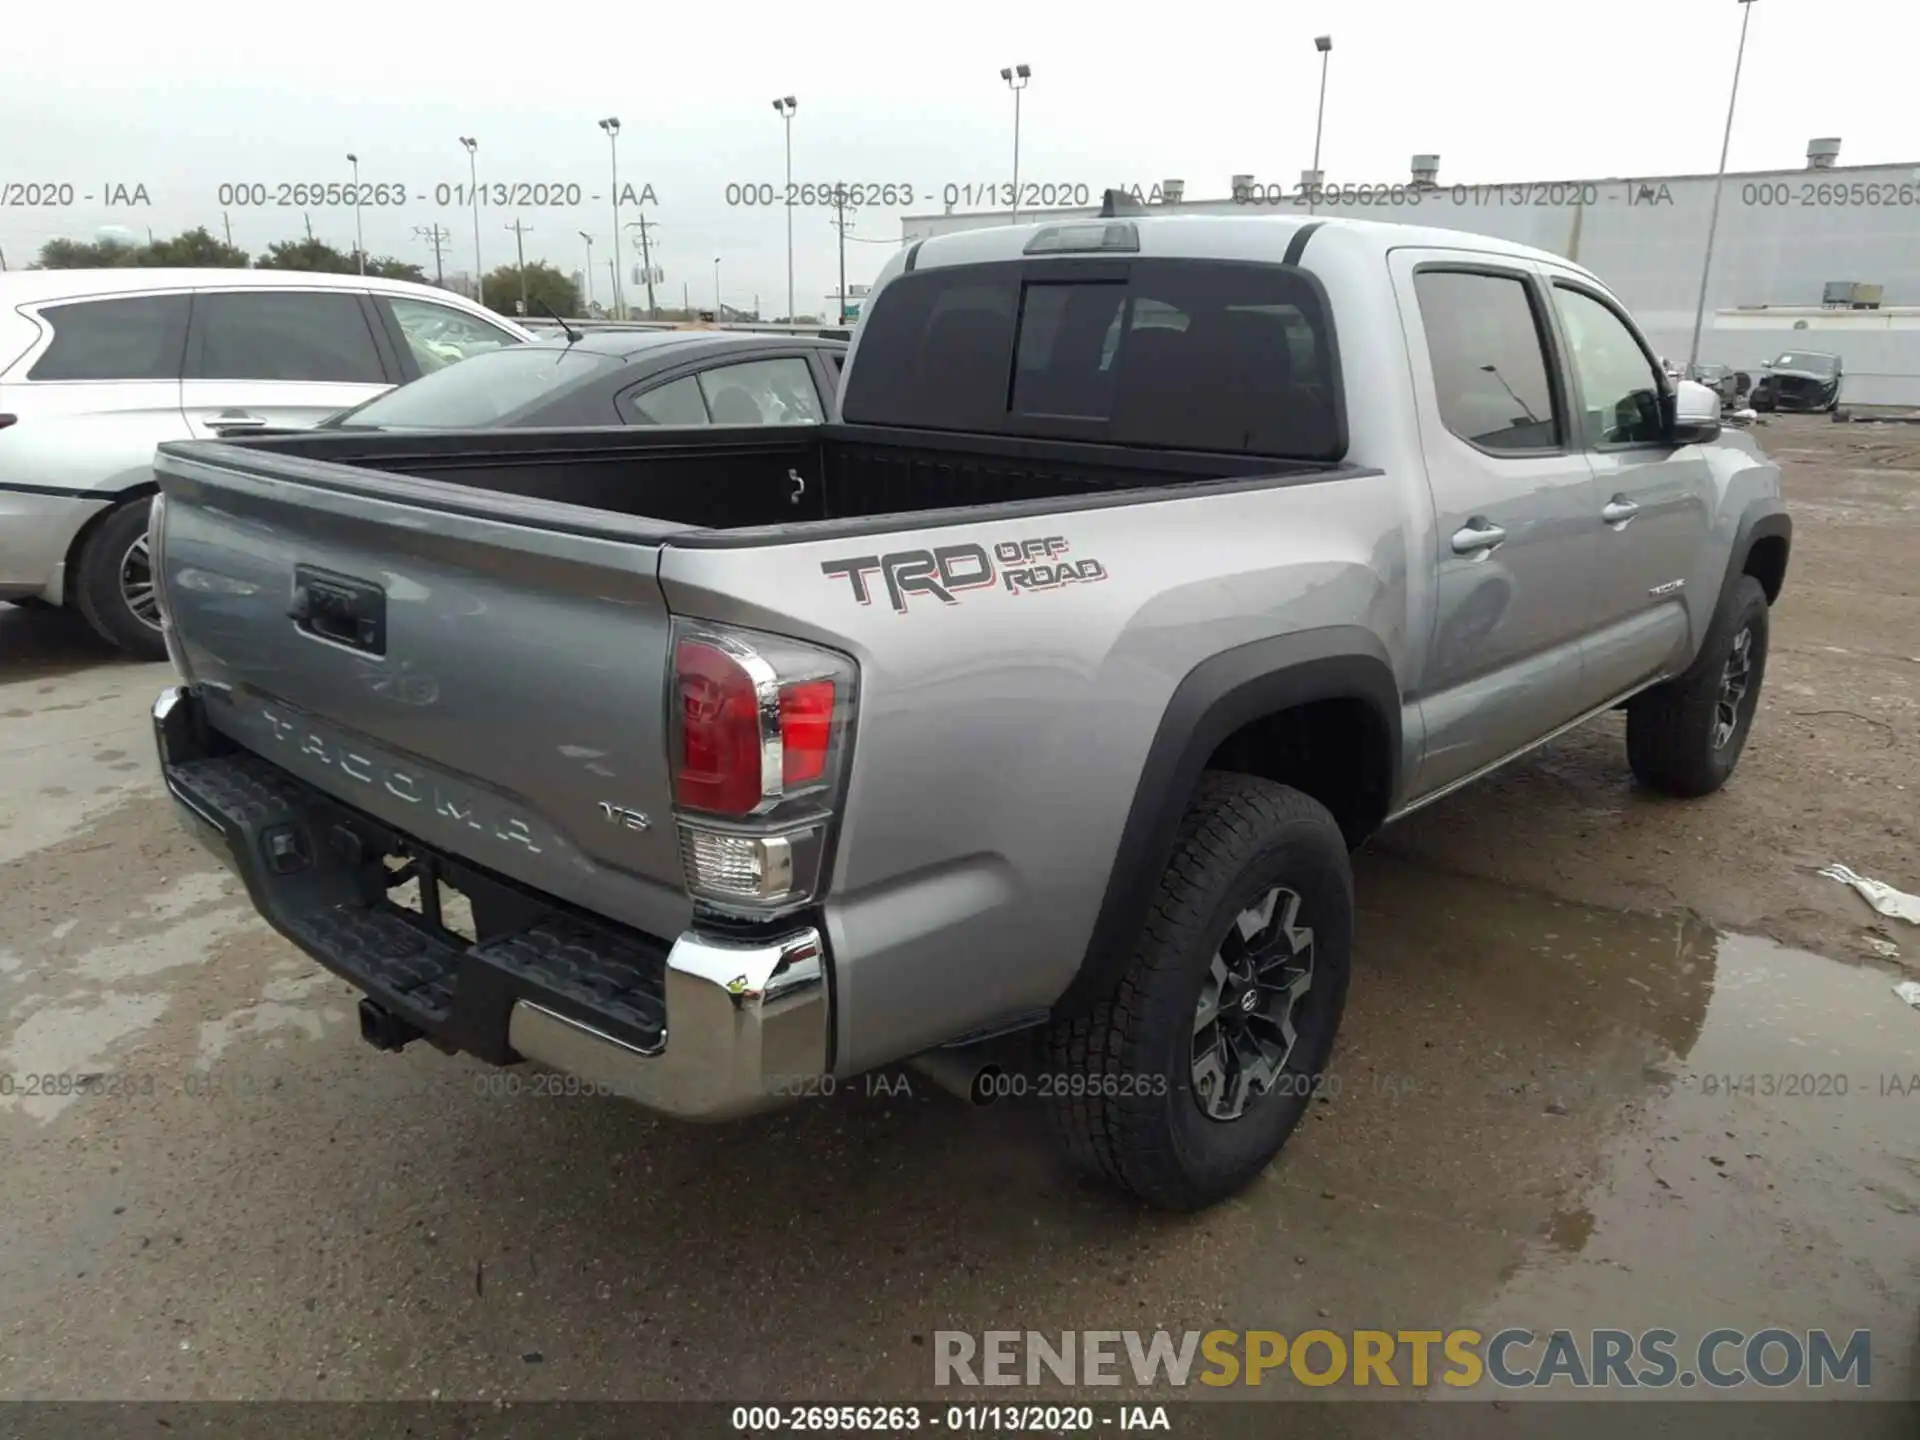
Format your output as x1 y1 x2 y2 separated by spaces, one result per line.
820 535 1109 613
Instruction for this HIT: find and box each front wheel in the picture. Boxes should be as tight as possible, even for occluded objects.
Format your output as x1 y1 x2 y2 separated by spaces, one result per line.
1626 574 1770 797
1046 773 1353 1211
74 498 167 661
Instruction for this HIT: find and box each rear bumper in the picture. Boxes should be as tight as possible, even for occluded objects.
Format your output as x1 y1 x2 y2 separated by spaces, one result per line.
152 685 830 1121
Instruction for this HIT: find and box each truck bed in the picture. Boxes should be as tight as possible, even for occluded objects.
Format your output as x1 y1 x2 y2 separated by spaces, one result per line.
181 423 1341 541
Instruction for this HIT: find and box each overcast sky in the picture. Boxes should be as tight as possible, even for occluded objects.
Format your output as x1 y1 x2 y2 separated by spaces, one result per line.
4 0 1915 312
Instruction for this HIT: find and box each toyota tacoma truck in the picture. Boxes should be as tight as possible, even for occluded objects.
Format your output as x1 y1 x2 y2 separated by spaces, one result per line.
146 212 1790 1211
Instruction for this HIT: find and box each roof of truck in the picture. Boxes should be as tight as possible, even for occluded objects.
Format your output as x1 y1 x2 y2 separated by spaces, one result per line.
903 213 1603 285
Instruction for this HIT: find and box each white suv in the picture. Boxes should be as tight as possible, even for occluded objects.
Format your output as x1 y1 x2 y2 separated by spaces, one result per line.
0 269 534 657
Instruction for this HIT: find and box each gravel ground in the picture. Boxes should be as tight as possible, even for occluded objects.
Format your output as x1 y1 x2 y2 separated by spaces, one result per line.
1 414 1915 1422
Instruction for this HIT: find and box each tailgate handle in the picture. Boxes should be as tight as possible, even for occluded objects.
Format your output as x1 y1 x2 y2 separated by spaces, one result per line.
289 566 387 656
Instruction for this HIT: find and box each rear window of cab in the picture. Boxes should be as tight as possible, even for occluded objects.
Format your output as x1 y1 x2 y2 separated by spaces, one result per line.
842 259 1343 460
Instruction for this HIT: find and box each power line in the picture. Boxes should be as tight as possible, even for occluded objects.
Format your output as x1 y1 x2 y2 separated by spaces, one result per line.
414 224 453 286
625 212 660 319
505 218 532 313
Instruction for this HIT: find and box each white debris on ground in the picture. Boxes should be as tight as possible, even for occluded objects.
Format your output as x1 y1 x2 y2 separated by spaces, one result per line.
1818 864 1920 925
1895 980 1920 1009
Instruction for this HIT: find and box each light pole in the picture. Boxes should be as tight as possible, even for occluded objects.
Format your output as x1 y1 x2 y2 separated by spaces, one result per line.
1689 0 1760 374
1309 36 1332 216
773 97 797 322
579 231 595 313
346 153 364 272
999 65 1030 223
459 137 482 302
599 117 624 319
713 257 721 320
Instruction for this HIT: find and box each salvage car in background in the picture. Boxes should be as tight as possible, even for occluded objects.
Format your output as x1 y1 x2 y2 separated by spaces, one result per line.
0 270 535 658
316 329 845 433
1750 350 1843 413
1688 362 1748 411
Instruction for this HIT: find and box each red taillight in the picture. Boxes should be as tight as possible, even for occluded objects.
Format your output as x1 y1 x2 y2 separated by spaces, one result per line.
673 640 842 816
779 680 835 787
674 640 765 815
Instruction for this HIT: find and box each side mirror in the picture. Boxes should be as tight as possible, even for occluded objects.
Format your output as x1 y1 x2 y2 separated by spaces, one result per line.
1669 379 1722 444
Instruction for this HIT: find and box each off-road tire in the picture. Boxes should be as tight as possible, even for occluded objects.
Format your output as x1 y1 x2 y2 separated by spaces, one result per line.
74 499 166 660
1626 574 1770 798
1045 773 1353 1211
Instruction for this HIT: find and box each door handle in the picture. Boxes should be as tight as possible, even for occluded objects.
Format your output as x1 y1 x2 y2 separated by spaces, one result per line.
1601 497 1640 526
1450 519 1507 557
209 413 267 431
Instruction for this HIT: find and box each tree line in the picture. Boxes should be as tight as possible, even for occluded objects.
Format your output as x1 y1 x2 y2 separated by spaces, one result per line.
29 227 583 319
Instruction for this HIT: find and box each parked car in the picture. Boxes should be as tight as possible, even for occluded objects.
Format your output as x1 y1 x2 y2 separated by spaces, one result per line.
1687 362 1748 410
317 330 845 433
148 213 1789 1211
0 269 535 657
1749 350 1843 412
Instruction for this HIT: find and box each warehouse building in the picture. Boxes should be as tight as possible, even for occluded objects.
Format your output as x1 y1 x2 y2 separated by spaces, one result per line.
900 140 1920 406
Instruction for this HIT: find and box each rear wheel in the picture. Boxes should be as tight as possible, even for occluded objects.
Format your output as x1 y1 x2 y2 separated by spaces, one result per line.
74 498 167 660
1046 773 1353 1211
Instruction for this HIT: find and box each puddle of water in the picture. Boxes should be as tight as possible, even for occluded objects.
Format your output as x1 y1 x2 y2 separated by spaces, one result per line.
1167 852 1919 1398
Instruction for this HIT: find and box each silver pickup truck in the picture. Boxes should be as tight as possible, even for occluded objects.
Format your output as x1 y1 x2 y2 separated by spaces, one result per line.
148 213 1790 1211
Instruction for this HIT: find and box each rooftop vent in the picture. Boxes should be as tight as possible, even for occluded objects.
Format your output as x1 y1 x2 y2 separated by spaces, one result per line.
1160 178 1185 205
1411 154 1441 188
1807 137 1841 170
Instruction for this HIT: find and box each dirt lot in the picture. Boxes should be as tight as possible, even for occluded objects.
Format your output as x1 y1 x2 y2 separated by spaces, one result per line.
1 415 1915 1426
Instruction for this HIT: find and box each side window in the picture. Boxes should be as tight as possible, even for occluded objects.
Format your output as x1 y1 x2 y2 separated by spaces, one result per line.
1551 285 1666 446
193 291 386 384
696 357 825 425
1413 270 1560 452
26 295 190 382
387 297 521 375
624 374 709 426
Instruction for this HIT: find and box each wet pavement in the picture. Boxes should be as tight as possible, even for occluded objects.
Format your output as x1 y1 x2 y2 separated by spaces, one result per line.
1 604 1916 1415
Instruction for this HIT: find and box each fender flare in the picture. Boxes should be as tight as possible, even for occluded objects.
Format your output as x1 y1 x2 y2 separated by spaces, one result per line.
1055 626 1403 1017
1721 500 1792 611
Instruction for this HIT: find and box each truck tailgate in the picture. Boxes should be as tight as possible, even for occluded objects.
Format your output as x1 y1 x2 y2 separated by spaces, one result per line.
153 441 693 942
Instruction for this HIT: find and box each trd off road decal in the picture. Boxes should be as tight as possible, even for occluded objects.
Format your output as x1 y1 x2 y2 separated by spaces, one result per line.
820 535 1109 613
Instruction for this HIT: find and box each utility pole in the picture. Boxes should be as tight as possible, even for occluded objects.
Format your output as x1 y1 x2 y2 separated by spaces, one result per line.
415 224 452 287
222 211 233 247
0 246 9 272
829 186 850 324
578 231 595 312
1690 0 1761 373
505 219 532 314
607 257 616 308
627 212 660 319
